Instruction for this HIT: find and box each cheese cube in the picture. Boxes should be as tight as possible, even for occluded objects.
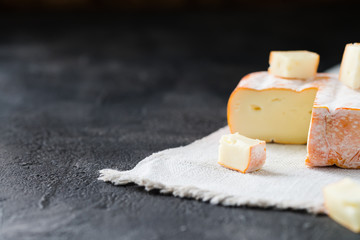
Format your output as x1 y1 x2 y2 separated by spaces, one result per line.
268 50 320 79
339 43 360 89
323 178 360 233
218 133 266 173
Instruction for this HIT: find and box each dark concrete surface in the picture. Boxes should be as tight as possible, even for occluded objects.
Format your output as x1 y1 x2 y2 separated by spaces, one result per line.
0 8 359 240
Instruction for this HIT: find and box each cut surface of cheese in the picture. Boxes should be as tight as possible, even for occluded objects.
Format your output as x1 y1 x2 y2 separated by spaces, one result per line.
228 88 317 144
228 71 360 168
218 132 266 173
323 178 360 233
268 50 319 79
339 43 360 89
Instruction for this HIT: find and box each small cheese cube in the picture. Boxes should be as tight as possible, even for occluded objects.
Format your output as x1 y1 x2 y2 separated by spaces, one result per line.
218 133 266 173
268 50 320 79
323 178 360 233
339 43 360 89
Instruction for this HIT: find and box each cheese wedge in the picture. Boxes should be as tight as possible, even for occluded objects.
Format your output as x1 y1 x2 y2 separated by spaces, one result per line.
228 72 360 168
268 51 319 79
218 133 266 173
339 43 360 89
323 178 360 233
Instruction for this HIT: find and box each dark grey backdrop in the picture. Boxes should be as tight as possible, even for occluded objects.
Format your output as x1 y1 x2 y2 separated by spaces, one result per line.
0 8 359 240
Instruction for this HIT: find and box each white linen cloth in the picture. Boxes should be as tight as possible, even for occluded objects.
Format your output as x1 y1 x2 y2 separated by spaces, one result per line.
99 65 360 214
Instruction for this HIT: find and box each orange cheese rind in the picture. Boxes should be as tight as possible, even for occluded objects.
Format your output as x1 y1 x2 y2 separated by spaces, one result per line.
218 161 247 173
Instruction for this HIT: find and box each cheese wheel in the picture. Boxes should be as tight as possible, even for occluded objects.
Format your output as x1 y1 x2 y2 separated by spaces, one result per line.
227 72 360 168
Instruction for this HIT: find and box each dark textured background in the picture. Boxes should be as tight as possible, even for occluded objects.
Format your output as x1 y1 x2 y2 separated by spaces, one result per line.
0 7 360 240
0 0 357 11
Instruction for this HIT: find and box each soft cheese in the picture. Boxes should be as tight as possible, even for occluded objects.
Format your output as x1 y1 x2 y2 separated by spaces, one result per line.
218 133 266 173
228 72 360 168
268 51 319 79
339 43 360 89
324 178 360 233
227 85 316 144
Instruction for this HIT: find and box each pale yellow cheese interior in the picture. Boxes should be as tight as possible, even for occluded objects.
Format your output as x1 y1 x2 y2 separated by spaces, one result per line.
228 88 317 144
324 178 360 233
